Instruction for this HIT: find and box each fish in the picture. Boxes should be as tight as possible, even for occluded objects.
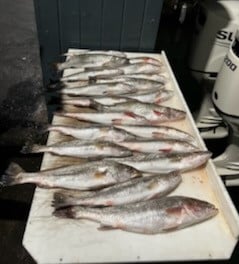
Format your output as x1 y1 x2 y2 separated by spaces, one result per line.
114 125 196 144
61 74 165 89
96 76 165 88
61 63 163 81
21 140 132 158
129 57 162 66
55 111 153 126
59 82 137 96
54 54 128 71
60 68 124 81
63 50 127 58
62 97 127 107
61 89 173 107
0 161 140 190
95 102 186 124
120 89 174 104
116 63 163 75
117 139 198 154
113 74 168 83
46 125 136 142
53 195 218 234
52 172 182 208
108 151 211 173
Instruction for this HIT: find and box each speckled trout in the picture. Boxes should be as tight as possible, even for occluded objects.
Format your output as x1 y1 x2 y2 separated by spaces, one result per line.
46 125 136 142
108 151 211 173
117 139 198 154
52 172 181 208
53 196 218 234
55 54 128 71
21 140 132 158
1 161 140 190
95 101 186 124
114 125 196 144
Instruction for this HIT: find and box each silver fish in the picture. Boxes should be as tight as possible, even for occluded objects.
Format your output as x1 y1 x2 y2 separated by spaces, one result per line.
117 139 198 154
96 102 186 124
116 63 162 75
129 57 162 66
55 54 128 71
52 172 182 208
1 161 140 190
63 50 126 58
61 89 173 106
114 125 196 144
61 68 124 81
109 151 211 173
55 111 151 126
62 97 127 107
21 140 132 158
46 125 136 142
53 196 218 234
96 76 165 88
121 89 174 104
59 82 136 96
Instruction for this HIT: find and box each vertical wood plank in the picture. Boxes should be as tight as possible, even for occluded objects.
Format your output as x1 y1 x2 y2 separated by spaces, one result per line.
139 0 163 51
79 0 103 49
101 0 124 50
120 0 145 51
58 0 80 52
34 0 60 84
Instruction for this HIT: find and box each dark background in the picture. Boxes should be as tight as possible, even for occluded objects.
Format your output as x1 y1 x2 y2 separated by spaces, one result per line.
0 0 238 263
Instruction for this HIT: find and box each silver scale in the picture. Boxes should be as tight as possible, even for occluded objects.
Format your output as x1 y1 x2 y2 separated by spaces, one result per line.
188 0 239 185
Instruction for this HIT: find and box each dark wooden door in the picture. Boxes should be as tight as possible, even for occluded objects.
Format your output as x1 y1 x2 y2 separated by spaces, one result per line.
33 0 164 84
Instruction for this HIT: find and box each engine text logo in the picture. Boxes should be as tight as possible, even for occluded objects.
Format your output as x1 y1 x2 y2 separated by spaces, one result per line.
224 55 237 71
216 30 234 42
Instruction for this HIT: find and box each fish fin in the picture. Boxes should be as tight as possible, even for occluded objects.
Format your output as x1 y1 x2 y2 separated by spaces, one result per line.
124 111 138 119
112 118 122 125
160 148 172 153
98 224 116 231
152 132 164 139
53 207 76 219
21 143 42 154
153 110 163 116
52 192 72 209
0 162 25 187
51 62 62 72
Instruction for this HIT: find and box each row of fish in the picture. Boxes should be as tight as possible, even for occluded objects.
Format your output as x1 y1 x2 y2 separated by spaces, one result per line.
0 50 218 235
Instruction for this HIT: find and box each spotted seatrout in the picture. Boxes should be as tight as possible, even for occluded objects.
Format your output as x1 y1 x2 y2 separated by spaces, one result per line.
52 172 181 208
21 140 132 158
55 53 128 71
59 82 137 96
114 125 196 144
96 101 186 124
0 161 140 190
109 151 211 173
53 196 218 234
117 139 198 154
46 125 136 142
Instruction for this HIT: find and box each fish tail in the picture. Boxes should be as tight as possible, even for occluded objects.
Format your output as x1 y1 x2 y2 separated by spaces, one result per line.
0 162 25 187
52 62 63 72
21 143 43 154
52 192 74 209
53 206 77 219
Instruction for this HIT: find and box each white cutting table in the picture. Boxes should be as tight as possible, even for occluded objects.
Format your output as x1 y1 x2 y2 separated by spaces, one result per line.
23 50 239 263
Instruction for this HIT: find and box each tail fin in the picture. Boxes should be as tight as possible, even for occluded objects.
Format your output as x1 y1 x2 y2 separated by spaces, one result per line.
52 192 73 209
51 62 63 72
0 162 25 187
21 143 43 154
53 206 77 219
